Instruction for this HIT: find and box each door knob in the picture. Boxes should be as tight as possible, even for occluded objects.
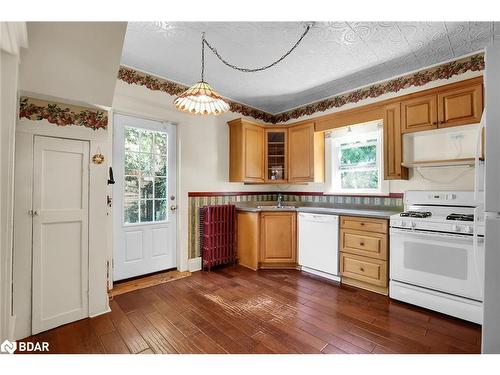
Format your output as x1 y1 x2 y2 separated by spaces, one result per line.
170 205 177 211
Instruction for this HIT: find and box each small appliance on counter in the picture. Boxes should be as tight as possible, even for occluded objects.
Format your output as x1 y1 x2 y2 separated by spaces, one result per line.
389 190 484 324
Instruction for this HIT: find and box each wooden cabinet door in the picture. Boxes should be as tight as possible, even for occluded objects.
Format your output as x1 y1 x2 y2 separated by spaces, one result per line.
243 123 265 182
383 103 408 180
236 212 260 270
260 212 296 264
401 93 438 133
288 122 315 182
438 83 483 128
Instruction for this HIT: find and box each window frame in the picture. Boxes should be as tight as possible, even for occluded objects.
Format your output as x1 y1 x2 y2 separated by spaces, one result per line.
326 122 388 195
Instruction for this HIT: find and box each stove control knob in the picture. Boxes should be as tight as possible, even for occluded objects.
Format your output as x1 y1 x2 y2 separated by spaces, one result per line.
452 224 459 232
464 226 473 234
410 221 416 228
401 221 406 227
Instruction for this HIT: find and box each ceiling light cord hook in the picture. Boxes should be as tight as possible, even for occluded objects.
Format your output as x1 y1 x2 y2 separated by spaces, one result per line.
201 23 312 74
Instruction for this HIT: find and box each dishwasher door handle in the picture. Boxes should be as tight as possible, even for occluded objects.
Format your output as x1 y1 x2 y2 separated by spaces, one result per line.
300 214 339 223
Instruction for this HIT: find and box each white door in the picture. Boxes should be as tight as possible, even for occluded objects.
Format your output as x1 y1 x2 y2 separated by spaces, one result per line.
32 136 89 334
113 113 177 281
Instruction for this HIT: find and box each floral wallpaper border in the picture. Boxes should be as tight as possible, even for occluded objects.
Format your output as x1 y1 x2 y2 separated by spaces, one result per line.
118 66 275 123
188 192 404 259
19 96 108 130
273 53 485 123
118 53 484 124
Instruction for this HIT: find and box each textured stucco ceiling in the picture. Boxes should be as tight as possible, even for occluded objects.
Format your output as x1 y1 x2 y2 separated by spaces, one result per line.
121 22 499 114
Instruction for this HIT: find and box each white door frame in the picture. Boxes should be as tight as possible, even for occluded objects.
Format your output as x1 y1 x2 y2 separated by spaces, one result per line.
112 112 178 281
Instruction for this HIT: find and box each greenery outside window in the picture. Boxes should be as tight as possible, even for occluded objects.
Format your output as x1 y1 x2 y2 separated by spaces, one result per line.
123 126 168 224
327 121 388 194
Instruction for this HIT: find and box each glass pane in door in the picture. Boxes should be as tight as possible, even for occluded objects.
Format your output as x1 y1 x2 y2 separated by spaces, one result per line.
123 126 169 224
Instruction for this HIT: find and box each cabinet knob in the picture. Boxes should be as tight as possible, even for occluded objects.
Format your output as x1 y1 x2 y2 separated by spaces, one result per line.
360 267 365 272
360 242 365 246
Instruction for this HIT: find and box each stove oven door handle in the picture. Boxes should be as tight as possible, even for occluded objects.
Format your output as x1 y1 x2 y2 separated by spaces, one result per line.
390 227 483 242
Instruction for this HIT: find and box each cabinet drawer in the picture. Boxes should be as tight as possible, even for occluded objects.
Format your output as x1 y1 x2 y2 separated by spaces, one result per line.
340 229 387 260
340 253 387 287
340 216 388 234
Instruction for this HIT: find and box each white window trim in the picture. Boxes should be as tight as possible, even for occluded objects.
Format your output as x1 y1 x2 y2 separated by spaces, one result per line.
326 122 389 195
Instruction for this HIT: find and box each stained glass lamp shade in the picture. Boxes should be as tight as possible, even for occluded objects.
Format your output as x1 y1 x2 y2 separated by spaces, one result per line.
174 81 230 115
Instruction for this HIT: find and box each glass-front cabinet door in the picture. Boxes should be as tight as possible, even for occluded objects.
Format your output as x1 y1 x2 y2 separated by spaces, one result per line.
265 129 287 182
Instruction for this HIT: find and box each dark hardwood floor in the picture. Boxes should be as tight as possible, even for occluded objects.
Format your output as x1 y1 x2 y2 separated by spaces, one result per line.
21 266 482 354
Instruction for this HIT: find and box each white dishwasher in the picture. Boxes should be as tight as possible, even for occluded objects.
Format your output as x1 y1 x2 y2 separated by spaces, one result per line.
298 212 340 282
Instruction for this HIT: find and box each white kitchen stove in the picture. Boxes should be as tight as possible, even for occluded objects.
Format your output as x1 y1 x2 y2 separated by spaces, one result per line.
390 201 484 236
389 191 485 324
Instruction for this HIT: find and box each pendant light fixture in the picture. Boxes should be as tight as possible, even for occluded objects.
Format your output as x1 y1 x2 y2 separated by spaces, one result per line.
174 33 230 115
174 24 313 116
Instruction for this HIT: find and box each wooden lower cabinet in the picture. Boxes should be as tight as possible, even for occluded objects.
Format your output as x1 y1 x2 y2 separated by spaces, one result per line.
236 211 297 270
340 216 389 295
341 253 388 295
260 212 297 268
236 211 260 270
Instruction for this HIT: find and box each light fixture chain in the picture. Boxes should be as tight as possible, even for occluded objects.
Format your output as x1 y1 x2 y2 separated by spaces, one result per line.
201 32 206 82
202 24 312 73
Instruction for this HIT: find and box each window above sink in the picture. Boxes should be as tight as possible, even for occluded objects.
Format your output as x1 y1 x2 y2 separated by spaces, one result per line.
326 120 388 195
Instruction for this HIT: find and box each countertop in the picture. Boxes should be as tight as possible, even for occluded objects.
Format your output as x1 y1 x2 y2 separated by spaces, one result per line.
234 202 401 219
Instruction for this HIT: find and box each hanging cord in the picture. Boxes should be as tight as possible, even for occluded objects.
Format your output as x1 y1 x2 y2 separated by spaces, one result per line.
202 24 312 73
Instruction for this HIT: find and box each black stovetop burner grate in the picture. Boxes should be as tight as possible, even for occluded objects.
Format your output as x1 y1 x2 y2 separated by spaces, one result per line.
400 211 432 218
446 213 474 221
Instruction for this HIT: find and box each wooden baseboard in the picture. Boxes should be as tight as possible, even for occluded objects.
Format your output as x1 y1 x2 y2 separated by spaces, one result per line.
258 262 299 270
341 276 389 296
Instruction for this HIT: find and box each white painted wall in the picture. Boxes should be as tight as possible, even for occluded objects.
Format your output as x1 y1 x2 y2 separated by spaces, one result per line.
12 120 111 340
0 22 27 342
19 22 127 107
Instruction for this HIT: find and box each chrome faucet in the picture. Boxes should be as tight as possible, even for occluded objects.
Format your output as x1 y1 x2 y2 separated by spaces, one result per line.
277 194 283 208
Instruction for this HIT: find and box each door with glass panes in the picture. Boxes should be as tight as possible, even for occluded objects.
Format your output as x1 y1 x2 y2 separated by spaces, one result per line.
113 113 177 281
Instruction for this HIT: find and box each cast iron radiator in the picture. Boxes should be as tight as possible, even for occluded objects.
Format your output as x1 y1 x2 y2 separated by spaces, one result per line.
199 204 236 271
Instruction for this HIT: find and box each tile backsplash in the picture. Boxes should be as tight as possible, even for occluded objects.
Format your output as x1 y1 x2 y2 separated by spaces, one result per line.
188 192 403 259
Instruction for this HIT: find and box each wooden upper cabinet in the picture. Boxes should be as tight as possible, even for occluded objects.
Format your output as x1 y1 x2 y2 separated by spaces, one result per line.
288 122 324 183
401 93 438 133
438 83 483 128
383 103 408 180
260 212 296 266
228 119 265 183
228 119 324 184
265 129 287 182
288 122 314 182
